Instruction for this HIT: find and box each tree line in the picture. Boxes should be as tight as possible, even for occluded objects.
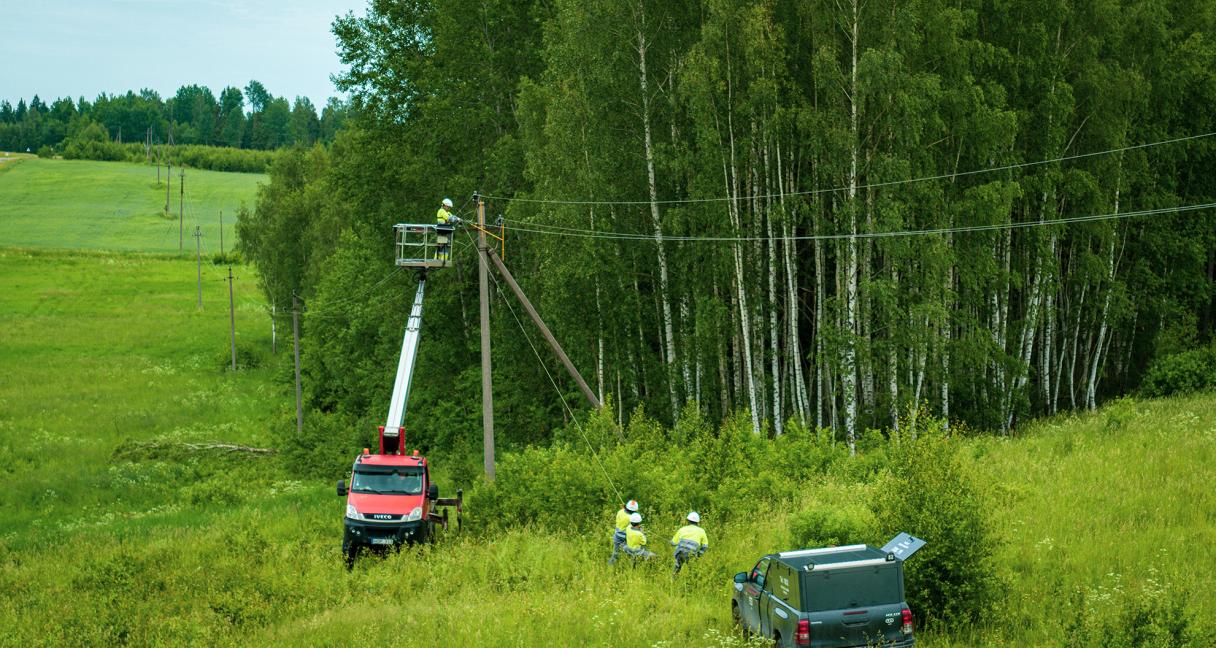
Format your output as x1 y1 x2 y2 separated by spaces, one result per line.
241 0 1216 457
0 81 348 155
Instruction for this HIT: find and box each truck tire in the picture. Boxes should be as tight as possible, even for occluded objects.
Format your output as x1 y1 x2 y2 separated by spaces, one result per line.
731 602 748 638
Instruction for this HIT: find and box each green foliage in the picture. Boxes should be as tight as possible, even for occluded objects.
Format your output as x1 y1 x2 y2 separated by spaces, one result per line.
36 145 54 158
874 428 1002 631
788 499 878 549
1140 344 1216 397
62 120 126 161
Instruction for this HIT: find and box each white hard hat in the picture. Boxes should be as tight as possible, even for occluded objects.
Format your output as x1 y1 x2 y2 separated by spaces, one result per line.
625 500 639 512
687 511 700 524
442 197 453 208
628 512 642 525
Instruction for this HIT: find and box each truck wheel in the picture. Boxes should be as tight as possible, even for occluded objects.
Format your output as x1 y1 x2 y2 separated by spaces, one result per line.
772 631 782 647
731 602 748 638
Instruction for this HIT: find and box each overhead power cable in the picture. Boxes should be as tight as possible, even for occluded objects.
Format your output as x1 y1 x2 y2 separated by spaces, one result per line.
504 202 1216 243
481 131 1216 206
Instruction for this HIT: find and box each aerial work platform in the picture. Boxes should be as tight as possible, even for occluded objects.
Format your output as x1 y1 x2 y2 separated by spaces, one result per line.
394 223 456 269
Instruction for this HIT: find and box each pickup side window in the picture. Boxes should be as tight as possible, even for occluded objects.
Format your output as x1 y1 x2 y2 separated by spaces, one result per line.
752 558 771 589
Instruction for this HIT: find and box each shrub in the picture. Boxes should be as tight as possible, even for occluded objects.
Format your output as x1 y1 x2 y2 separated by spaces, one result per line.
873 427 1001 630
1140 344 1216 398
36 145 54 158
788 499 877 548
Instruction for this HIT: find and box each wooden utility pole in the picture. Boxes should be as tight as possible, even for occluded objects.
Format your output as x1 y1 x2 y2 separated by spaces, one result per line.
193 227 203 309
292 294 303 435
477 193 495 481
179 167 185 253
165 125 173 214
227 267 237 371
488 249 602 410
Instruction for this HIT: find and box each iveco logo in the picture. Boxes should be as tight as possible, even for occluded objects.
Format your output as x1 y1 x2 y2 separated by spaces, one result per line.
373 514 392 520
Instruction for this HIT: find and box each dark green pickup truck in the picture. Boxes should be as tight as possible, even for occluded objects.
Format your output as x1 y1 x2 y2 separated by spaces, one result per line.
731 533 925 648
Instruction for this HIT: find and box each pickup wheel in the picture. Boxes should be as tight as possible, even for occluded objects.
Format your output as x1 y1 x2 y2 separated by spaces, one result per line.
772 631 782 648
731 602 748 638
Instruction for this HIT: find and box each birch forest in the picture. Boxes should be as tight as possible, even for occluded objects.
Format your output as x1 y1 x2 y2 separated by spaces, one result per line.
241 0 1216 452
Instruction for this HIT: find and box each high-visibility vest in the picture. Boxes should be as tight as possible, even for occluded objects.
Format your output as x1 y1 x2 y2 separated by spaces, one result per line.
615 508 631 532
437 207 453 224
671 524 709 551
625 526 647 551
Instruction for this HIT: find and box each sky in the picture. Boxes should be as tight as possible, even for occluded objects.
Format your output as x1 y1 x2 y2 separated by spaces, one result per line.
0 0 367 108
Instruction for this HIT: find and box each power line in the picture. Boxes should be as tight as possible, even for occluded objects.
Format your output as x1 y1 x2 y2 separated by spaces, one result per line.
481 131 1216 207
503 202 1216 243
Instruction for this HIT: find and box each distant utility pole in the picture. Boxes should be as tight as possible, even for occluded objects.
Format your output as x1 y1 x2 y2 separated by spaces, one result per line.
477 192 495 481
227 267 237 371
193 226 203 309
179 167 185 253
165 125 174 213
292 294 303 435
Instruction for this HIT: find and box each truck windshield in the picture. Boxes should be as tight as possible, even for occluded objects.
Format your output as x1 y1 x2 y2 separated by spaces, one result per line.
802 565 902 611
351 468 424 495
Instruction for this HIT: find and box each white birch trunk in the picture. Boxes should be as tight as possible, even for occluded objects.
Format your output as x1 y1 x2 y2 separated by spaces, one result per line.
634 11 680 418
840 0 861 454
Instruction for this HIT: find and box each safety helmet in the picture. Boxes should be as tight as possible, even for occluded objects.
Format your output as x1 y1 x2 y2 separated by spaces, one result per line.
628 512 642 525
625 500 639 512
442 198 453 208
687 511 700 524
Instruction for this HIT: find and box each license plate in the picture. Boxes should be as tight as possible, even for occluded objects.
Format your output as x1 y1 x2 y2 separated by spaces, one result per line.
371 538 395 546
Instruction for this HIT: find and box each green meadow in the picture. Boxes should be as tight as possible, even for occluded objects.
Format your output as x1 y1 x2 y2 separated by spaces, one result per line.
0 157 262 253
0 160 1212 646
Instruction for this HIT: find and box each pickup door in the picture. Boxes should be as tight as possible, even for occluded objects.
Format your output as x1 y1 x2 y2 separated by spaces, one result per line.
740 557 771 633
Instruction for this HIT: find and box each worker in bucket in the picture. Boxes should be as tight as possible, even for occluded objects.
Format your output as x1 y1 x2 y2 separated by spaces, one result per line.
670 511 709 575
623 512 656 563
435 197 460 261
608 499 640 565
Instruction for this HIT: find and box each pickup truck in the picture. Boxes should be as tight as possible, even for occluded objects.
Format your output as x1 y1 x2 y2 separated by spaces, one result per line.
731 533 925 648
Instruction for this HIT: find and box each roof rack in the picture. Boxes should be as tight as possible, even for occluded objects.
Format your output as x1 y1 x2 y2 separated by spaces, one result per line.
803 557 894 572
778 544 868 559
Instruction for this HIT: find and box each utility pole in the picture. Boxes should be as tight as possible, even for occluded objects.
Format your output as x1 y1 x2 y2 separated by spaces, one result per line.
477 193 495 481
193 226 203 309
165 151 171 213
179 167 185 253
227 267 237 371
292 294 303 435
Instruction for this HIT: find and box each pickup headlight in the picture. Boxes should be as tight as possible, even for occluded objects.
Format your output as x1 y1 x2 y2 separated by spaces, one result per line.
345 503 362 520
405 506 423 522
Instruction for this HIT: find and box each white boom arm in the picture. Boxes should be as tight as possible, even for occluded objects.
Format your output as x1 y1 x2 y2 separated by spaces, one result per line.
384 276 427 437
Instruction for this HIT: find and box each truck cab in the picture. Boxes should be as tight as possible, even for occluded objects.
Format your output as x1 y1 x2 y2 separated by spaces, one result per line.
731 534 925 648
338 449 439 563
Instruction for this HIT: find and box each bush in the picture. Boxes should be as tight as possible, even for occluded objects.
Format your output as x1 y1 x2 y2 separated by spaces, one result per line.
873 427 1001 630
1140 345 1216 398
36 145 54 158
788 498 877 548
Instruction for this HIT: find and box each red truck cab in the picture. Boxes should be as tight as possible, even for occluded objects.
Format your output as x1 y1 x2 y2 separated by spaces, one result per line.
337 440 460 566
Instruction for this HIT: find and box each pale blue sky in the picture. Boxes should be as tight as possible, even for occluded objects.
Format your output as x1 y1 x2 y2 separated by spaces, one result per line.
0 0 366 108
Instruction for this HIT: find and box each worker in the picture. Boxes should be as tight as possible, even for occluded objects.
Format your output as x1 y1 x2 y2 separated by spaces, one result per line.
608 499 640 565
670 511 709 575
435 197 460 261
623 512 655 563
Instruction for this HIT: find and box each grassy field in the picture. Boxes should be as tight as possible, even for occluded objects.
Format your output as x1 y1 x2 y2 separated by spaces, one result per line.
0 157 263 253
0 161 1212 646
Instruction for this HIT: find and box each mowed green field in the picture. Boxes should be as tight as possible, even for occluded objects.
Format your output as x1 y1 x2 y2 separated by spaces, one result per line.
0 157 263 253
0 161 1213 646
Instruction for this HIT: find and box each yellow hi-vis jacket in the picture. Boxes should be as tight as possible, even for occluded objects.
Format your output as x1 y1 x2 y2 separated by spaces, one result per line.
615 508 631 532
671 524 709 551
437 207 454 224
625 526 647 551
